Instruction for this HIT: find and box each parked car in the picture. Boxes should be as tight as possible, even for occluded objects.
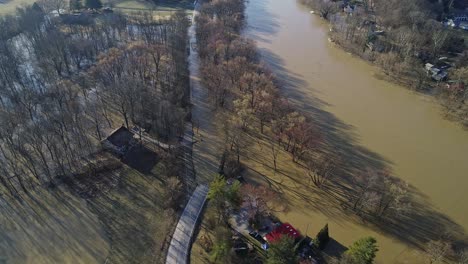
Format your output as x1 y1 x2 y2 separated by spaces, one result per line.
249 231 266 244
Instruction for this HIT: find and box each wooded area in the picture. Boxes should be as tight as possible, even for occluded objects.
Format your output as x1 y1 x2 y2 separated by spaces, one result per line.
0 5 190 197
0 4 192 263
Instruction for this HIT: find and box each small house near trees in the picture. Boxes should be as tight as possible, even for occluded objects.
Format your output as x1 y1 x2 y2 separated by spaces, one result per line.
102 126 136 156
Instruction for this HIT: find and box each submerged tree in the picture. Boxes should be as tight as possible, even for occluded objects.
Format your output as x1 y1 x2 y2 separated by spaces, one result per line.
306 154 339 188
424 240 453 264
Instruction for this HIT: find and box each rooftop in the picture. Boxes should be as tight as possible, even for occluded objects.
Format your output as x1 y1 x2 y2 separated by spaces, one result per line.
105 126 134 148
265 223 301 243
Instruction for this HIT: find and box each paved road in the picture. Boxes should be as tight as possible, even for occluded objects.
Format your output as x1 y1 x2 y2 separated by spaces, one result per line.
181 123 196 191
165 0 232 260
165 184 209 264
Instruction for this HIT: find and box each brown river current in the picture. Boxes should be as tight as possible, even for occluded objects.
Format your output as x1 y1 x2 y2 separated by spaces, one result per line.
244 0 468 262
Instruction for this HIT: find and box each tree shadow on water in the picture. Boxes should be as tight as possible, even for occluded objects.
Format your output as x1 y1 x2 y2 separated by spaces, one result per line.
243 0 281 44
255 48 467 250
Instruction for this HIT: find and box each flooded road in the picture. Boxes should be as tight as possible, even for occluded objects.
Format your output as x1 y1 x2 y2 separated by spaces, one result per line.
245 0 468 262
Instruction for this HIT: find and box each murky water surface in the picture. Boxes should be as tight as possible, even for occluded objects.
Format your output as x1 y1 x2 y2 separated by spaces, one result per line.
245 0 468 262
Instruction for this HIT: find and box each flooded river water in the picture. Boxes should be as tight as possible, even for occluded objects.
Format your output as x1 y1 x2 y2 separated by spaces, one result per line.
245 0 468 262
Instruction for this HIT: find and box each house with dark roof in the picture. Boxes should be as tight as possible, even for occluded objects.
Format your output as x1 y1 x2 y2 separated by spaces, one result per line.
102 126 135 156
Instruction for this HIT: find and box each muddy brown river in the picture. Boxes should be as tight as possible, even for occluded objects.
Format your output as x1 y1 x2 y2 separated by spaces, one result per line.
245 0 468 262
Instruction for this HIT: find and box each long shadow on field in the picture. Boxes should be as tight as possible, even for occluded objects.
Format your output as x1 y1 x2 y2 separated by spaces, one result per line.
0 187 109 263
0 155 175 264
252 46 467 249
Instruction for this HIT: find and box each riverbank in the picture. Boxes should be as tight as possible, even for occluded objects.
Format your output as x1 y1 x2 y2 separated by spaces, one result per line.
243 0 468 262
329 25 468 129
300 0 468 128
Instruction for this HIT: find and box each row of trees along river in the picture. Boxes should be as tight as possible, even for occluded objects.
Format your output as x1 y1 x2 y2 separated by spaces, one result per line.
243 0 468 263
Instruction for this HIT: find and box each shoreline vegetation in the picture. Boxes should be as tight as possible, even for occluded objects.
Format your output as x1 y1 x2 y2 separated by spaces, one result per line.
300 0 468 128
192 0 468 263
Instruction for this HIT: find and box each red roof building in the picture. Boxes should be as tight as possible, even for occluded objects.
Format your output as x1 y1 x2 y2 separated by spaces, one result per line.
265 223 301 243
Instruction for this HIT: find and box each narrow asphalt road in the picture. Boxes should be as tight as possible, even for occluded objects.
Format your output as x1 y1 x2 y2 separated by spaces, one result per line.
165 184 208 264
165 2 215 263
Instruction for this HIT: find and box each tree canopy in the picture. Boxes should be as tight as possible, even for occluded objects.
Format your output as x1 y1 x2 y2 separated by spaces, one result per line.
207 175 241 222
266 235 299 264
345 237 379 264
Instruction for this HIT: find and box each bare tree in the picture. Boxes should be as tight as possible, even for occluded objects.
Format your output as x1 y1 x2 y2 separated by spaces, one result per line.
373 175 410 217
37 0 67 15
241 184 283 227
350 168 380 211
429 24 449 59
458 249 468 264
424 240 453 264
317 0 339 20
306 154 339 188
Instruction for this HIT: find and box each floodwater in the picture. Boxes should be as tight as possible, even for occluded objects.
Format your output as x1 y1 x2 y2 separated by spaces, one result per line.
245 0 468 262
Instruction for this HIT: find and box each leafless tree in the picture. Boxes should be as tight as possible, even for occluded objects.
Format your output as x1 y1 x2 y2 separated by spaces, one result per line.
37 0 67 15
458 249 468 264
424 240 453 264
241 184 283 225
306 154 339 188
